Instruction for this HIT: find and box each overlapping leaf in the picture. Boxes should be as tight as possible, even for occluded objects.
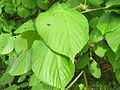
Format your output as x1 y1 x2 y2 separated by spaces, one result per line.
32 40 75 89
9 49 32 75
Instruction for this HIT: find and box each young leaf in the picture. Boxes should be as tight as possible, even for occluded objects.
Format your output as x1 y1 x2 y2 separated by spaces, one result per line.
90 61 101 78
36 4 89 62
32 40 75 89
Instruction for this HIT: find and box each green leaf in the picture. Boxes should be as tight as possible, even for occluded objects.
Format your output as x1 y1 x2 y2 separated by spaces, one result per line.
106 27 120 59
15 36 27 54
14 20 36 34
29 74 41 86
0 8 2 15
17 5 30 18
76 54 90 69
66 0 84 8
32 83 59 90
116 69 120 84
5 3 16 14
32 40 75 89
22 0 36 9
18 75 26 82
106 48 120 71
93 42 107 57
0 72 14 85
5 85 18 90
97 13 120 35
90 61 101 78
106 0 120 8
88 0 104 6
36 0 50 9
78 83 84 90
0 34 15 55
21 31 40 48
89 28 102 43
9 49 32 76
36 4 89 61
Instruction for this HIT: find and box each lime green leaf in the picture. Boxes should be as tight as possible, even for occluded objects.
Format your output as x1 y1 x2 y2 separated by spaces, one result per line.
14 20 36 34
36 4 89 61
5 3 16 14
22 0 36 9
0 72 14 85
97 13 120 35
32 40 75 89
0 34 15 55
32 83 59 90
36 0 50 9
93 42 107 57
106 27 120 58
15 36 27 54
29 74 41 86
17 5 30 18
90 61 101 78
106 0 120 8
76 54 90 69
9 49 32 76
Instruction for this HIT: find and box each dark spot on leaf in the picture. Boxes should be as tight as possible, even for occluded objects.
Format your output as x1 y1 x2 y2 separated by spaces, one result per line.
47 24 51 26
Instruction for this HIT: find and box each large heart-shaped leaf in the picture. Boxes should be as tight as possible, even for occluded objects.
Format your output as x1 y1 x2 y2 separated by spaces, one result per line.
32 40 75 89
0 34 15 55
36 4 89 61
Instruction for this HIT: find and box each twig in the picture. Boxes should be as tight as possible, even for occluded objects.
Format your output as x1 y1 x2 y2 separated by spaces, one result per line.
83 72 89 90
66 71 84 90
80 7 106 13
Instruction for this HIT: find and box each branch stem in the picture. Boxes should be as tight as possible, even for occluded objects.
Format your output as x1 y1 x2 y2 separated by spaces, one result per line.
66 71 84 90
80 7 106 13
84 72 89 90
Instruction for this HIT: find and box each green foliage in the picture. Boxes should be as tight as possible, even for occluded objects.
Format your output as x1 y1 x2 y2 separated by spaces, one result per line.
0 0 120 89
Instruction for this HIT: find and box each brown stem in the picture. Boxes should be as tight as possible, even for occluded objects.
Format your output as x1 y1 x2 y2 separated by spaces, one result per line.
80 7 106 13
